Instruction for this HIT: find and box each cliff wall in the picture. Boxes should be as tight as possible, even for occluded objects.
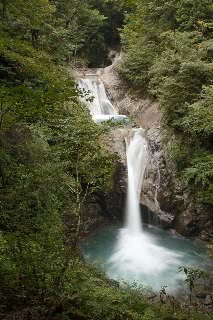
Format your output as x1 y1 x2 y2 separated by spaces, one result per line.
100 63 212 239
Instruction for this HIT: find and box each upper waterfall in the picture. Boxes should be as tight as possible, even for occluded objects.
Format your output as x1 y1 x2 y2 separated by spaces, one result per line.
78 77 117 116
77 74 129 124
102 78 182 286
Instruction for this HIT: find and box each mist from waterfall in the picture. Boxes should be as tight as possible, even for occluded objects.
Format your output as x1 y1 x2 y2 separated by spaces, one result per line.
108 129 182 289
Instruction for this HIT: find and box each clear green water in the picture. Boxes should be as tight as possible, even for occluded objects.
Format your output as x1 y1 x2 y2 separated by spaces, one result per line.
80 224 212 294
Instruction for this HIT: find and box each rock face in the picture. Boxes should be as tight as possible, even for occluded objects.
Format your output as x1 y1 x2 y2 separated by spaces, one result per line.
100 63 213 237
82 130 127 234
100 129 127 223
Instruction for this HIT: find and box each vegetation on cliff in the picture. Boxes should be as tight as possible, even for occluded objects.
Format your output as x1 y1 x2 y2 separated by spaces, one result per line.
120 0 213 206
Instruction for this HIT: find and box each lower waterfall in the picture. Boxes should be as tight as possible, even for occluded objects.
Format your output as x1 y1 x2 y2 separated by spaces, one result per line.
125 129 148 234
108 130 182 285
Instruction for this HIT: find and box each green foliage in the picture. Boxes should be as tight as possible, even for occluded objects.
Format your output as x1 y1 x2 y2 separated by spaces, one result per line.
191 312 211 320
0 4 118 316
179 86 213 142
88 0 125 46
119 39 160 88
77 0 126 65
8 0 55 29
149 32 213 125
167 136 213 204
0 100 116 313
207 244 213 258
120 0 213 206
183 154 213 187
0 216 66 299
0 0 125 65
174 0 213 33
47 0 107 64
0 28 79 128
178 267 207 304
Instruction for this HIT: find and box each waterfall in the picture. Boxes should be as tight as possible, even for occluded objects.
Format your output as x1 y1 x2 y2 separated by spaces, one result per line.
77 75 129 123
78 78 117 116
125 129 148 234
78 74 182 288
78 74 211 293
108 113 181 286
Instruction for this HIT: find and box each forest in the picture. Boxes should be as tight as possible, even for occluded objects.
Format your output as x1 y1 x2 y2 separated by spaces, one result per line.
0 0 212 319
120 0 213 206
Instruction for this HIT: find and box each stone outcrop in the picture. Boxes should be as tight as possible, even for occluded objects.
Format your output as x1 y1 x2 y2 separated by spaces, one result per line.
100 63 213 237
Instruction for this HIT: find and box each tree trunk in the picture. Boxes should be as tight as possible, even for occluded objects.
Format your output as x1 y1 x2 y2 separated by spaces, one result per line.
31 28 39 46
65 19 70 29
2 0 7 18
0 165 6 188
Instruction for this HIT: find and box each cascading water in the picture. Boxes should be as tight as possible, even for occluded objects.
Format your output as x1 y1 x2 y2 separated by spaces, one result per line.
108 128 183 290
78 77 117 116
79 73 211 293
77 76 129 123
125 129 148 234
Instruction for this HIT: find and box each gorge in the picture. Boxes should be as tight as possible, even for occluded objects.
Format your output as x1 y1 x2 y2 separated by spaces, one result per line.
1 0 212 318
77 69 212 295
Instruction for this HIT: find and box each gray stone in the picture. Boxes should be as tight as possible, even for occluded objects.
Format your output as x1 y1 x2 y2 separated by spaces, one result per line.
196 292 207 299
204 295 213 305
100 62 213 236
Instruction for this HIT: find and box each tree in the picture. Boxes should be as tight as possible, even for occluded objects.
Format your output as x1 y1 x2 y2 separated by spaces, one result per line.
48 102 115 246
175 0 213 34
44 0 106 63
0 0 7 17
119 0 213 206
6 0 55 45
178 267 207 304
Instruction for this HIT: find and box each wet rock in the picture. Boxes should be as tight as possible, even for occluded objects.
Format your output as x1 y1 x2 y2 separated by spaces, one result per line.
160 292 167 304
100 62 213 236
147 294 157 301
204 295 213 305
107 278 119 287
84 197 108 233
157 211 174 229
196 292 207 299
